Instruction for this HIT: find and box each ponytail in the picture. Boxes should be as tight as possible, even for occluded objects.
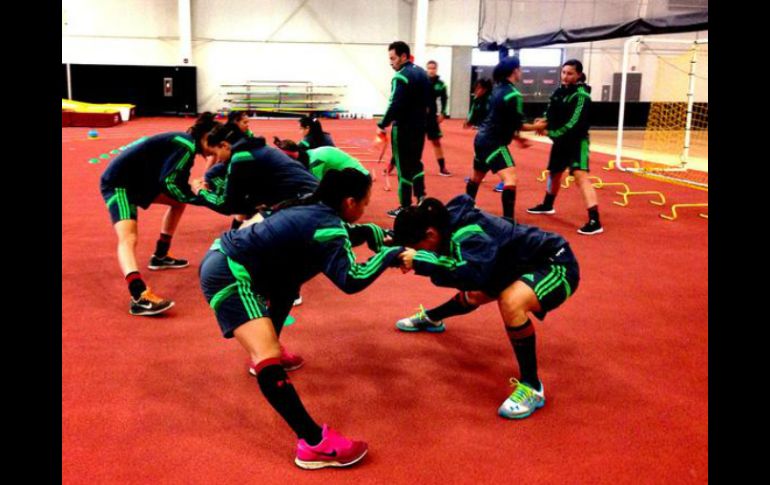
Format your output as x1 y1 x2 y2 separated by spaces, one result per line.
187 112 221 154
299 115 327 146
392 197 451 247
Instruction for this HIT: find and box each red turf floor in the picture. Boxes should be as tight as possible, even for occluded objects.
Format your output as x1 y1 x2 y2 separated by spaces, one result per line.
62 118 708 484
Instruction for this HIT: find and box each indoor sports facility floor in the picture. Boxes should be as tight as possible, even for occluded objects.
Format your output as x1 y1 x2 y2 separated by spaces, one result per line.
62 117 707 484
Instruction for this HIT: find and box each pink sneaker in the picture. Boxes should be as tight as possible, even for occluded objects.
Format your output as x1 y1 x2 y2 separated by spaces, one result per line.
248 346 305 376
279 345 305 371
295 424 368 469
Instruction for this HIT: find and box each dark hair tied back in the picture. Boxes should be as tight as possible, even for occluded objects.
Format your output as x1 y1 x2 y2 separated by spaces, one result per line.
392 197 450 247
188 112 221 153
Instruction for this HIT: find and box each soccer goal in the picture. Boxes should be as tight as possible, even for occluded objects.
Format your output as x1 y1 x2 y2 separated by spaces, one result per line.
614 35 708 189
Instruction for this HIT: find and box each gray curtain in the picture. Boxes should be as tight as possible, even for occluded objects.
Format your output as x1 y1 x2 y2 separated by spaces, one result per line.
478 0 707 49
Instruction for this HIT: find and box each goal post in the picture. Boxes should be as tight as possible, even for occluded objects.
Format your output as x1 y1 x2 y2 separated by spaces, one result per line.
614 35 708 189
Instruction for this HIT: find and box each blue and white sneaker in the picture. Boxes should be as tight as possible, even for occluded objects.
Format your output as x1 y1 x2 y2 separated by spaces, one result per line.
493 181 505 192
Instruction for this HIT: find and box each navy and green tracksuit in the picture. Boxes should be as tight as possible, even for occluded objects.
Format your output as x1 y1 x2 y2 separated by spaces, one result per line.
473 81 525 174
196 137 319 216
466 91 491 128
410 195 579 320
204 162 229 194
199 202 403 338
224 126 253 146
100 132 205 223
378 61 432 207
298 132 335 152
202 126 260 189
544 83 592 174
426 75 449 140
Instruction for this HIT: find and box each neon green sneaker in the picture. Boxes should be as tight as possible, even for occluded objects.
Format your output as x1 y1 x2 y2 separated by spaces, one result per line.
498 378 545 419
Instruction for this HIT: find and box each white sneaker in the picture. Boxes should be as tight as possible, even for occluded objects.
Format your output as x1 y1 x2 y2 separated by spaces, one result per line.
498 378 545 419
293 296 303 306
395 305 445 332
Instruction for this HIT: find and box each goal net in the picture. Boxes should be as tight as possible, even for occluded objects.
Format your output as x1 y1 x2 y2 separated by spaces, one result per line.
615 36 708 189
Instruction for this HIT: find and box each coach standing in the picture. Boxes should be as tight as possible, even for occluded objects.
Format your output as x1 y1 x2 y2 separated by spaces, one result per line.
377 41 432 218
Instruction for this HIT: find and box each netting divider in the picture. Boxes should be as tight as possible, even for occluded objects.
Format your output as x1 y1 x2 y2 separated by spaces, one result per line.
614 36 708 181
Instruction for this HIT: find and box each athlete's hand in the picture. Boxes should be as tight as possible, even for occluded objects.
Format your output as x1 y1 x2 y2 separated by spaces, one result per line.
191 178 206 195
382 229 396 246
240 212 265 229
399 248 417 273
438 114 446 124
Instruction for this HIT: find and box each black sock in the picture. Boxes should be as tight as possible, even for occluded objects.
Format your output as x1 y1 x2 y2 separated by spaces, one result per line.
438 158 446 170
399 182 413 208
154 233 173 258
502 186 517 219
126 271 146 300
588 205 600 223
230 218 243 230
544 193 556 208
466 181 480 199
255 359 323 445
426 292 479 321
413 173 426 200
506 320 539 389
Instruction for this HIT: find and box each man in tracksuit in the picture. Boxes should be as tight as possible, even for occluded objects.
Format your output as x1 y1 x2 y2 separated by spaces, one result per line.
425 60 452 176
377 40 432 218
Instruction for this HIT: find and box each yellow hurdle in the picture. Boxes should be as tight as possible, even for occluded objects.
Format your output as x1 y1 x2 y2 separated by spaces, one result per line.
564 175 604 189
660 203 708 221
617 190 666 207
592 180 664 207
603 159 640 171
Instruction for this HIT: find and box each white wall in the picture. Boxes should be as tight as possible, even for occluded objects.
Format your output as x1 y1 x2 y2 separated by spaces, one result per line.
62 1 708 114
193 0 412 45
62 37 181 66
190 0 415 115
61 0 478 114
62 0 180 65
575 31 708 103
427 0 480 47
194 40 454 116
195 41 389 116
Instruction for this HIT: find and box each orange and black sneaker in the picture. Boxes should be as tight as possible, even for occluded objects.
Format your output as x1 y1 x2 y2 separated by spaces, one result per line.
129 288 175 316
